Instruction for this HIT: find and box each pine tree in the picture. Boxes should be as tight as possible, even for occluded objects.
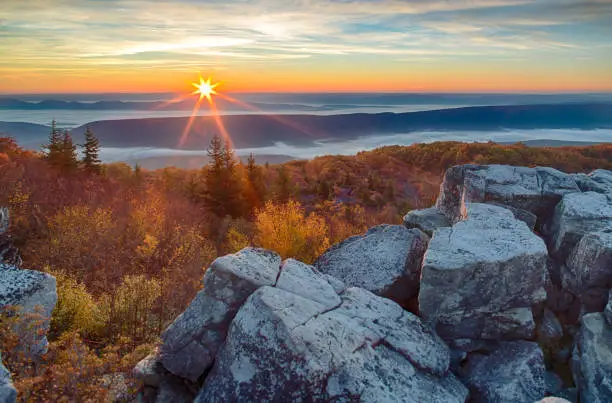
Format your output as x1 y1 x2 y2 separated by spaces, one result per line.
82 126 101 173
244 153 265 214
59 130 78 172
203 135 244 218
275 165 293 203
44 119 62 167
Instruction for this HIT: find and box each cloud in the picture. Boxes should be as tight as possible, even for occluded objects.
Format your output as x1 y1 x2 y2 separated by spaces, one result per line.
1 0 610 87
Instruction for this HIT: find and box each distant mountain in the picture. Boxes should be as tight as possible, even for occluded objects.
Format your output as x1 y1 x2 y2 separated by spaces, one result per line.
2 103 612 150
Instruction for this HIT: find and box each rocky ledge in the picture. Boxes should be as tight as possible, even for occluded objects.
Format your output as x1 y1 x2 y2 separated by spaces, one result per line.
135 164 612 402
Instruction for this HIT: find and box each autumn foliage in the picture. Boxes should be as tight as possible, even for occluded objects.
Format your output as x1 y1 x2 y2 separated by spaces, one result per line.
0 132 611 400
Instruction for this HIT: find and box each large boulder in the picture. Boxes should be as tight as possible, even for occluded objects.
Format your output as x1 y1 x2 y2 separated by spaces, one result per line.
563 230 612 313
0 352 16 403
159 247 281 381
403 207 451 236
571 313 612 403
436 164 579 224
547 192 612 261
0 264 57 355
314 225 428 306
419 203 548 341
574 169 612 194
197 282 468 402
460 341 546 403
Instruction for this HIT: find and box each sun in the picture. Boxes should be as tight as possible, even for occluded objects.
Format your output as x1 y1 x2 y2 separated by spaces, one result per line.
192 76 220 102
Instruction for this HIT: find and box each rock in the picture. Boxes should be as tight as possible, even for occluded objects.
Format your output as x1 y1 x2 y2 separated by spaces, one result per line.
488 202 538 230
545 370 564 395
0 352 16 403
0 264 57 355
159 247 281 381
562 230 612 313
276 259 341 309
155 377 195 403
555 388 579 403
403 207 451 236
198 285 468 402
574 169 612 194
436 164 578 224
571 313 612 403
419 203 548 341
315 225 429 306
605 290 612 326
134 353 164 388
461 341 546 403
538 308 564 343
547 192 612 261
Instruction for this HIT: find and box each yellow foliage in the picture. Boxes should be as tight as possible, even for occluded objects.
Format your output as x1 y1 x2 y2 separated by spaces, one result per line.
49 270 103 340
225 227 251 254
99 275 161 344
254 200 330 264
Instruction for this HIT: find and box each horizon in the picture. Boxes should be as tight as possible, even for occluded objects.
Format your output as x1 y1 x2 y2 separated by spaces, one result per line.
2 0 612 93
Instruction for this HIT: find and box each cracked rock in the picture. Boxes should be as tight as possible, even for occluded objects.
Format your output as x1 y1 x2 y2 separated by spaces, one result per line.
159 247 281 381
197 284 467 402
435 164 578 224
315 225 428 306
460 341 546 403
419 203 548 341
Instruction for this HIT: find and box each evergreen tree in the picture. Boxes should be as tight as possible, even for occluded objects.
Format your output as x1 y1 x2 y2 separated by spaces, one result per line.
59 130 78 172
44 119 62 167
244 153 265 214
203 135 244 218
82 126 101 173
275 165 293 203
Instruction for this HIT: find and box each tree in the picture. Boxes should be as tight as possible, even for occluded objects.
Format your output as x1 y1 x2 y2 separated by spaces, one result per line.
59 130 78 172
254 200 330 264
43 119 62 167
203 135 243 218
275 165 293 203
243 153 265 214
82 126 101 173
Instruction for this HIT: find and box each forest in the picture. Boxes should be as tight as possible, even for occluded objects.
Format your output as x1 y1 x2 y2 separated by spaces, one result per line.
1 124 612 400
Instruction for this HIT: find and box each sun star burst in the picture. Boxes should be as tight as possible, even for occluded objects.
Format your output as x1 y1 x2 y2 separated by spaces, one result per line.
192 76 219 102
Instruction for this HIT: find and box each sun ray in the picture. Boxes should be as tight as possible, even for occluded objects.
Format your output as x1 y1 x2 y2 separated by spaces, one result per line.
216 93 319 139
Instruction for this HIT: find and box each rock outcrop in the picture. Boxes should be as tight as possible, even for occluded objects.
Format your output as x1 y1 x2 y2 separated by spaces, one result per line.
419 203 547 342
572 312 612 403
548 192 612 261
562 230 612 313
0 353 16 403
403 207 450 236
159 247 281 381
198 285 466 402
460 341 546 403
315 225 428 306
573 169 612 194
135 165 612 403
435 164 579 225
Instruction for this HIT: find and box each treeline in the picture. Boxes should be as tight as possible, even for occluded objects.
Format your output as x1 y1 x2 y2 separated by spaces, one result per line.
1 129 611 399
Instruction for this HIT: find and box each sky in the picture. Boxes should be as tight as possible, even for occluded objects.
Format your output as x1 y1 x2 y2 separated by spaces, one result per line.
1 0 611 93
